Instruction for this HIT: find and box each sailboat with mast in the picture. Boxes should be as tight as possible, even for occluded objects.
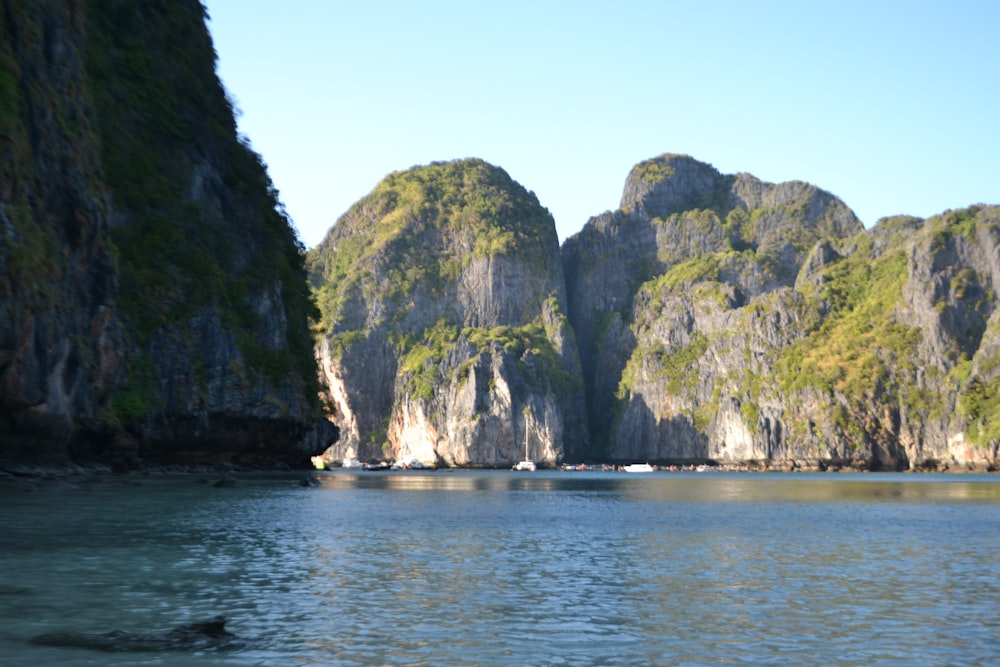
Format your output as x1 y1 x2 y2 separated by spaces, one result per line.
513 428 536 471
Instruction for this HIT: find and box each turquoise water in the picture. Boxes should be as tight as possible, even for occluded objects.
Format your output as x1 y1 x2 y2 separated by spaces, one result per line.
1 470 999 665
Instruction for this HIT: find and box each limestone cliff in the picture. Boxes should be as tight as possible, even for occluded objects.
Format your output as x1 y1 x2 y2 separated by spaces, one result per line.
83 0 326 465
308 159 587 466
0 0 124 462
0 0 328 467
563 154 999 470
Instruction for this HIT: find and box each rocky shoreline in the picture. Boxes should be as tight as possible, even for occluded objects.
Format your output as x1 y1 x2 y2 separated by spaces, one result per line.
1 455 994 488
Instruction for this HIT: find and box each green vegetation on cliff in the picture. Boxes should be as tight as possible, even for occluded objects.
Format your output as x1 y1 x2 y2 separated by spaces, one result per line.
399 318 459 401
465 320 580 394
961 371 1000 446
777 245 921 398
308 159 556 335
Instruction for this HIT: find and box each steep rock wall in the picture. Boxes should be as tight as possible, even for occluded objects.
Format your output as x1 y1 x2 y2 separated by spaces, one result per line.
0 0 124 463
563 154 862 460
81 0 327 465
308 159 587 466
565 155 998 470
0 0 329 467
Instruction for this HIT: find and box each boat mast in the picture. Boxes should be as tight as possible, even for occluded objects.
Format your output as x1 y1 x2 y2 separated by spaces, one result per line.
522 406 531 462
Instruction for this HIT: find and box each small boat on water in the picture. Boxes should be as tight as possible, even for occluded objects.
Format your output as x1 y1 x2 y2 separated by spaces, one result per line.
623 463 654 473
391 458 429 470
513 429 536 471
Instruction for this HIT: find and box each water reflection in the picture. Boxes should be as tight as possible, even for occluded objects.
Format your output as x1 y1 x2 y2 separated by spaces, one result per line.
319 469 633 494
318 469 1000 503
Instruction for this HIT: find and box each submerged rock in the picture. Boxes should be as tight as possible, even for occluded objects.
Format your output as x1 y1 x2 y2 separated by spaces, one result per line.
31 615 243 652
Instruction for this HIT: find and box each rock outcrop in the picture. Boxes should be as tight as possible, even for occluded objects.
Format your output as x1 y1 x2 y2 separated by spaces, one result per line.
563 154 999 470
32 615 244 652
0 0 329 468
308 159 587 467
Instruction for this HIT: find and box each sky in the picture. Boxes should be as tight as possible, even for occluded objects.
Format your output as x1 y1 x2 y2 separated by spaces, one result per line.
203 0 999 249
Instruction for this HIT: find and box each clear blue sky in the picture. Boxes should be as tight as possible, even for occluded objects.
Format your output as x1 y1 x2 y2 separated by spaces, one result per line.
203 0 998 249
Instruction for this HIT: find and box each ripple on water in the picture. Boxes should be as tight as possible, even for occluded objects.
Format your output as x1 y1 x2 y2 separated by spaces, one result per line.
1 472 999 665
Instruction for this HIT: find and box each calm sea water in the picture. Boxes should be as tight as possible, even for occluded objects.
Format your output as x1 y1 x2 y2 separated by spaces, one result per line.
1 470 998 666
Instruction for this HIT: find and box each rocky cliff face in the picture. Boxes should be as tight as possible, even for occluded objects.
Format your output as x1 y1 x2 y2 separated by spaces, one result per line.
562 154 861 459
0 0 328 467
308 159 587 466
563 154 999 470
0 0 124 463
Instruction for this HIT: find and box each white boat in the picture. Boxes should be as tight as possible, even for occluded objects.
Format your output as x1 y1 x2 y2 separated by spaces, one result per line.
391 458 428 470
513 430 536 471
623 463 654 473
